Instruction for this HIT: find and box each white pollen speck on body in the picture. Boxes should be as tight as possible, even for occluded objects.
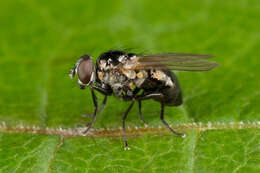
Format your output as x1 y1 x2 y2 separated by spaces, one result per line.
136 72 143 78
118 55 126 62
99 60 107 70
137 70 147 79
151 70 165 80
123 58 136 69
151 70 174 87
128 82 135 89
108 58 112 64
122 69 136 79
166 77 174 87
134 70 147 87
131 55 137 60
98 71 104 80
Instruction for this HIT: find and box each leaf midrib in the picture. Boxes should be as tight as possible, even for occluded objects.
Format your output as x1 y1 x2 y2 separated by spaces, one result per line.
0 121 259 138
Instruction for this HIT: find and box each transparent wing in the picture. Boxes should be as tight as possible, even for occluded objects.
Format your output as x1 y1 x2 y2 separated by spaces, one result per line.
135 53 219 71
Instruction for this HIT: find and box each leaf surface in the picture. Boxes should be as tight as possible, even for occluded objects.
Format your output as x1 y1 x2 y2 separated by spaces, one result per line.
0 0 259 172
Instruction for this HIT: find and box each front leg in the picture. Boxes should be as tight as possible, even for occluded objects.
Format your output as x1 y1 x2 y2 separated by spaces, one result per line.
83 88 98 133
82 95 107 117
92 85 112 113
97 95 107 114
83 85 112 117
91 85 112 96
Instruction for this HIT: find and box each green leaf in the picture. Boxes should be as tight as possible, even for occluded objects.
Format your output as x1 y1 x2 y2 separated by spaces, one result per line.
0 0 259 172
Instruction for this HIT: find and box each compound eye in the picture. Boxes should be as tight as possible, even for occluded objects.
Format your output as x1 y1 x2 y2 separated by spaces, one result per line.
77 55 95 85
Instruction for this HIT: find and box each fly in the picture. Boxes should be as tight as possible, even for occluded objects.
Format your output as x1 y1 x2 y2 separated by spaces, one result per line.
69 50 219 149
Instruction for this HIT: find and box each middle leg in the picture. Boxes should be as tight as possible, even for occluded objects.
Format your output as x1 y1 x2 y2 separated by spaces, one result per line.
122 101 135 150
83 95 108 117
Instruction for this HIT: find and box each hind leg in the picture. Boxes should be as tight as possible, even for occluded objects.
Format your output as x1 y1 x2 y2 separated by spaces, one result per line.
136 93 185 137
160 102 185 137
138 100 148 126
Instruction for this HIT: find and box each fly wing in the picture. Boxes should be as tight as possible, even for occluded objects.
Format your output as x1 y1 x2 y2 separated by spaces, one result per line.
134 53 219 71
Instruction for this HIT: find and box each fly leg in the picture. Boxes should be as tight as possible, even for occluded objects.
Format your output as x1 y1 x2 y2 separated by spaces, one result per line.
122 101 135 150
136 93 164 100
82 95 107 117
97 95 107 113
122 88 147 126
138 100 148 126
136 93 185 137
83 88 98 134
83 85 112 117
91 85 112 113
92 85 113 96
160 102 185 137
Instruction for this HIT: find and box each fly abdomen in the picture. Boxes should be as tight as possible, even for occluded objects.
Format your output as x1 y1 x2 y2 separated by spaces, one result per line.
160 70 182 106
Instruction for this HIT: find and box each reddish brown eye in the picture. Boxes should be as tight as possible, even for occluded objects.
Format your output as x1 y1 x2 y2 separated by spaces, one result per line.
77 55 95 85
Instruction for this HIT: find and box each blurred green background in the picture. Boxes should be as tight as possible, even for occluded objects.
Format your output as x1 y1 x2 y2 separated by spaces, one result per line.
0 0 259 172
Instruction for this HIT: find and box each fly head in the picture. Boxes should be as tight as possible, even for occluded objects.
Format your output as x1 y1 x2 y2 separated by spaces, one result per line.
70 55 96 89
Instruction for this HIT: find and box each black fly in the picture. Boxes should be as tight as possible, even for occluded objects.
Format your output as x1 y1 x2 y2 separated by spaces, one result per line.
70 50 219 149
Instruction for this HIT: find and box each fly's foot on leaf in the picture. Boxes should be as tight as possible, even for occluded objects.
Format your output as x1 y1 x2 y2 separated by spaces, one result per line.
175 132 186 138
82 127 91 134
181 133 186 138
171 130 186 138
77 127 90 136
124 146 131 150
